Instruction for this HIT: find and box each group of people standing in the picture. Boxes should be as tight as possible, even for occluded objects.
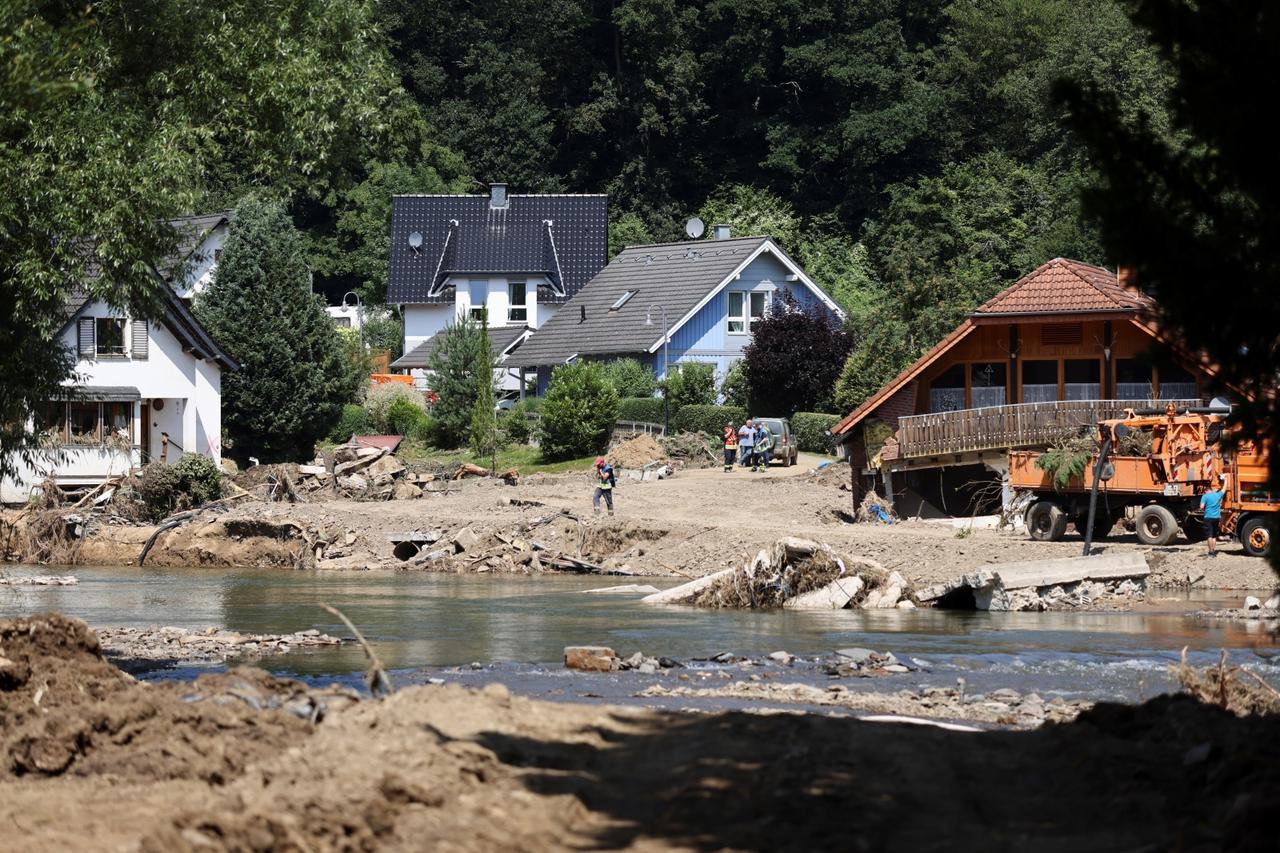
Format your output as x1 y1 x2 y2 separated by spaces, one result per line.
722 419 773 472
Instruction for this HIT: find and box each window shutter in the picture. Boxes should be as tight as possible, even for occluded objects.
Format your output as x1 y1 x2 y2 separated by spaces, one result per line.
131 319 149 360
78 317 95 358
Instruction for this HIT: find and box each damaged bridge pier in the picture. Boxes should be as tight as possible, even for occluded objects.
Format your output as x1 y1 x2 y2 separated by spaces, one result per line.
917 552 1150 611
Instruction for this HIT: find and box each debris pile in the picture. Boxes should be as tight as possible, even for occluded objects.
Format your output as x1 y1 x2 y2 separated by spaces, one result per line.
94 625 343 670
917 552 1150 611
609 434 668 469
661 431 720 468
856 489 896 523
642 537 914 610
1174 648 1280 716
276 444 518 502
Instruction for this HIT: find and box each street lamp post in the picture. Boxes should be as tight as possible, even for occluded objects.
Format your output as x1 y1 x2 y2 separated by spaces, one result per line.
342 291 364 352
645 304 670 434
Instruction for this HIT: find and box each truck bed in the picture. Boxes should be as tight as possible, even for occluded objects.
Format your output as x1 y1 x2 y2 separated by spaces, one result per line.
1008 451 1197 497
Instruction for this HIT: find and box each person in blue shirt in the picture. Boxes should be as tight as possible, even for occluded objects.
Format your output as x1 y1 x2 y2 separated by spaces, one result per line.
1200 477 1225 557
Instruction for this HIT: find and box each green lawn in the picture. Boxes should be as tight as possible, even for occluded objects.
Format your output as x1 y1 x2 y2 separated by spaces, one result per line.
394 441 598 474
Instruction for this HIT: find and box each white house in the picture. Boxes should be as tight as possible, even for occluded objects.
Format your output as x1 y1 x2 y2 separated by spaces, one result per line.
164 212 232 300
386 184 608 392
1 217 237 503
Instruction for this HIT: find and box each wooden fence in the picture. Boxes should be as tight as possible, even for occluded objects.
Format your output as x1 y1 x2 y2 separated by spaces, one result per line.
893 398 1201 459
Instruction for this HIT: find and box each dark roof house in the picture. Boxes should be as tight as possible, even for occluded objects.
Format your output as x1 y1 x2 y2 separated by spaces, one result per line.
387 186 608 306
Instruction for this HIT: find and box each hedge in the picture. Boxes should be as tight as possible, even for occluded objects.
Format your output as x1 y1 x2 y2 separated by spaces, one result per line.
672 404 747 436
791 412 842 454
617 396 668 425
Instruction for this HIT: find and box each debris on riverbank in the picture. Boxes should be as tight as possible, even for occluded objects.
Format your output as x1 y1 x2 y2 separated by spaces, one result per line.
916 552 1150 611
638 682 1093 727
94 625 343 671
642 537 912 610
1174 647 1280 716
0 574 78 586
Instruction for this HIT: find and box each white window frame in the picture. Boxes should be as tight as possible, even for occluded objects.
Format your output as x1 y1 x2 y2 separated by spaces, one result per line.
508 280 528 323
727 291 767 335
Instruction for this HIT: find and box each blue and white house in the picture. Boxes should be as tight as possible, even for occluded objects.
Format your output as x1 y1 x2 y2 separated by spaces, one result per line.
512 228 844 391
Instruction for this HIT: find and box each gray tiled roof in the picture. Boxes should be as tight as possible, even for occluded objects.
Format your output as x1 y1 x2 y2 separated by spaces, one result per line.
391 324 531 369
512 236 769 366
386 194 608 305
159 212 231 279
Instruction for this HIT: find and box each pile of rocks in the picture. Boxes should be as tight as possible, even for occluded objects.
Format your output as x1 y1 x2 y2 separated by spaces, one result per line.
822 647 920 676
95 625 342 669
563 646 682 673
292 445 431 501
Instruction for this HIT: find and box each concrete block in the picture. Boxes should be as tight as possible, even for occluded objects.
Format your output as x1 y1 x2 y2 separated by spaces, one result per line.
784 576 864 610
989 552 1149 590
452 527 481 553
641 568 735 604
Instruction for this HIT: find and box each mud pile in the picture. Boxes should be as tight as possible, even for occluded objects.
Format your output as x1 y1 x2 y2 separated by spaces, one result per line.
608 434 668 469
0 614 347 781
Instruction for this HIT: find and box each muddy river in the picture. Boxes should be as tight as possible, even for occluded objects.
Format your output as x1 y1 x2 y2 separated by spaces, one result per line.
3 566 1277 706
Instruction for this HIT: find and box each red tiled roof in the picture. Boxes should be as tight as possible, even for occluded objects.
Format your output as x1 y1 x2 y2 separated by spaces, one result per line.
974 258 1152 315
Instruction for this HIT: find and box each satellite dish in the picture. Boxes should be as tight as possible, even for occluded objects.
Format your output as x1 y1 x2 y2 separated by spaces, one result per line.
685 217 705 239
408 231 423 249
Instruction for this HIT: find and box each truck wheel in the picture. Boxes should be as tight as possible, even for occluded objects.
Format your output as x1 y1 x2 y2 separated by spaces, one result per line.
1136 505 1179 546
1181 517 1207 543
1027 501 1068 541
1240 516 1273 558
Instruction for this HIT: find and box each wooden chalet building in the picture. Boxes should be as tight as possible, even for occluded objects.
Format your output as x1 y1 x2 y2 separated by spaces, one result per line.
831 258 1215 516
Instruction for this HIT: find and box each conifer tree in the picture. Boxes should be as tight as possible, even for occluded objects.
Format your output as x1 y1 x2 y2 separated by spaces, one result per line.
194 197 355 461
469 318 500 466
428 314 491 448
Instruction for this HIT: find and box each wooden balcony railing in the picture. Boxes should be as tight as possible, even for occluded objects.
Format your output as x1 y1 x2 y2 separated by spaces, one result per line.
891 398 1202 460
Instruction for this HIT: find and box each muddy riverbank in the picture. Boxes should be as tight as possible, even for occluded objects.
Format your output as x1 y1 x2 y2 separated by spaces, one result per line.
1 613 1278 852
5 460 1277 592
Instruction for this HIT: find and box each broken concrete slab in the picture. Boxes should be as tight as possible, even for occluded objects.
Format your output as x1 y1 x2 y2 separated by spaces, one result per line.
451 527 481 553
564 646 619 672
988 552 1149 590
391 481 422 500
783 576 864 610
385 530 442 544
641 568 735 604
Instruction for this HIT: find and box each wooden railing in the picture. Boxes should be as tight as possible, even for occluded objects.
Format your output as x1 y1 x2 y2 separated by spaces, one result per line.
893 398 1202 460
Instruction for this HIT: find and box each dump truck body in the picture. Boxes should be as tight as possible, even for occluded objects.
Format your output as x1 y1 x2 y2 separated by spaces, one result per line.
1009 408 1276 555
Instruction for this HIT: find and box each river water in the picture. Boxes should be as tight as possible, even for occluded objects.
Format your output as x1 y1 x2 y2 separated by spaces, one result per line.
3 565 1277 705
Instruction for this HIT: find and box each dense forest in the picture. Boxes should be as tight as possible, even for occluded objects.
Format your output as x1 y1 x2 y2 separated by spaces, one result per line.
1 0 1176 429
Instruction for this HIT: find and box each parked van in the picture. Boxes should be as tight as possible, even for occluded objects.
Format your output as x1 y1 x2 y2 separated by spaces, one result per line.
756 418 798 467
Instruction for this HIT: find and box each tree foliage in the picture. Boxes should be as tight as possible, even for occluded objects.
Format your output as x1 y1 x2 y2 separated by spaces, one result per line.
601 357 657 398
426 315 492 449
469 321 500 461
660 363 717 409
1055 0 1280 571
194 197 354 460
538 362 619 460
743 298 853 416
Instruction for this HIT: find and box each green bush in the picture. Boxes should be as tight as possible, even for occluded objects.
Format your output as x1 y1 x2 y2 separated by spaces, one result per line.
386 397 430 436
601 357 657 397
363 383 427 433
617 396 667 425
660 362 717 408
329 404 373 442
672 404 746 437
499 399 539 443
538 362 619 460
136 453 224 521
791 412 842 454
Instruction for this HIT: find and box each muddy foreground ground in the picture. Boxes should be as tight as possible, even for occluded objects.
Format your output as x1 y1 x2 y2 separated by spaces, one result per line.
27 454 1277 594
1 613 1277 852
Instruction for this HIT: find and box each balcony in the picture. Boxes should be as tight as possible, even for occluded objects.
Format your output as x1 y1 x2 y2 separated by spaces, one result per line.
887 398 1202 462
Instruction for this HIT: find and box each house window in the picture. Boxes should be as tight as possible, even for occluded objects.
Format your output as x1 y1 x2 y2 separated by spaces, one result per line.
727 291 768 334
96 318 126 355
469 307 488 322
1115 359 1154 401
508 281 528 323
67 402 100 444
1064 359 1102 401
1022 360 1059 403
333 316 352 328
103 402 132 444
970 362 1007 408
1158 365 1197 400
929 364 966 413
36 402 66 443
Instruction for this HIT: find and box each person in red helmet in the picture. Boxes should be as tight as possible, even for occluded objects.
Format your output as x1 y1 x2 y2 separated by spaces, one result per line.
593 456 616 515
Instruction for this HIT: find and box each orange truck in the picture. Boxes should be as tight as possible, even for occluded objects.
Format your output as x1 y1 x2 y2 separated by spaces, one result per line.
1008 406 1276 556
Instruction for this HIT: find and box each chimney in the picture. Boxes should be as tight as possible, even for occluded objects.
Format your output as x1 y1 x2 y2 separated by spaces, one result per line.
712 223 731 240
489 183 509 209
1117 264 1136 292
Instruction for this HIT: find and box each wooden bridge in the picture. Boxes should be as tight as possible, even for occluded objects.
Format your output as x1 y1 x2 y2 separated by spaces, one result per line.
887 399 1202 462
